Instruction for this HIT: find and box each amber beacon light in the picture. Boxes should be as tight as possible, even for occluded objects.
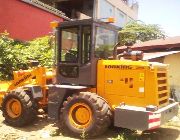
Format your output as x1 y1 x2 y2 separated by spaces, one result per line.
50 21 59 29
107 17 115 23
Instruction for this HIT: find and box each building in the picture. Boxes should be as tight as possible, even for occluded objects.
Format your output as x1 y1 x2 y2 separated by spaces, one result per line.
117 36 180 102
40 0 138 28
0 0 70 41
95 0 138 27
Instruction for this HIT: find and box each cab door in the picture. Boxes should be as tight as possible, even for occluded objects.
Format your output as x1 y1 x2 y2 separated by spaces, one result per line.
57 25 96 86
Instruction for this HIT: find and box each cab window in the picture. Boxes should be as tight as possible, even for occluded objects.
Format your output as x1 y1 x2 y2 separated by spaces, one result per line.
95 27 117 59
60 27 78 63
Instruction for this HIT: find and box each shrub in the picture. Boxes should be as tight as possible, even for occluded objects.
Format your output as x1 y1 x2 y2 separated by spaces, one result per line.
0 32 54 80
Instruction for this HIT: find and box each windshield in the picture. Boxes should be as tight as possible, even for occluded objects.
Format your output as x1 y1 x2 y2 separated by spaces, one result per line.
95 26 117 59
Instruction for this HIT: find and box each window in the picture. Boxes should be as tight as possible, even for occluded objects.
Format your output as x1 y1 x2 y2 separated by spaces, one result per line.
82 26 91 64
116 9 126 27
60 27 79 78
59 65 79 78
99 0 114 19
95 27 117 59
60 27 78 63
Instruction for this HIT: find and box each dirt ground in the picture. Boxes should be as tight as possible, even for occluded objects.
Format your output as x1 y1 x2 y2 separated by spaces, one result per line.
0 108 179 140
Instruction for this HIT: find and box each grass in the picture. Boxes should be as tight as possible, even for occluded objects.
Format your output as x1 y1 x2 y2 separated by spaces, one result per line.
110 129 140 140
80 129 88 140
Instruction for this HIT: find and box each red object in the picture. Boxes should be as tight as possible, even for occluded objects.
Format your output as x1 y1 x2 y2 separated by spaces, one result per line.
0 0 64 41
148 112 161 130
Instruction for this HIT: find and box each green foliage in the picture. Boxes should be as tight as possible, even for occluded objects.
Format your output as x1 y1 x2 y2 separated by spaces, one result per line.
0 32 54 80
111 133 126 140
80 129 88 140
119 21 166 46
95 45 114 59
25 36 54 67
0 32 28 80
110 129 140 140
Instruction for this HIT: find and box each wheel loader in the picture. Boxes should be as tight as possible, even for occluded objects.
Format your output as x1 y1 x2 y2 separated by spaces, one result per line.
0 19 179 138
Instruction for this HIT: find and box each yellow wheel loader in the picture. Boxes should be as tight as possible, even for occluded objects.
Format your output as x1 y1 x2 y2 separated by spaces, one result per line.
48 19 178 137
0 19 178 138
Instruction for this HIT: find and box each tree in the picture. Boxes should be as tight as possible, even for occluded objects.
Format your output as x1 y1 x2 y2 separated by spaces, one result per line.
119 21 166 46
0 32 54 80
0 32 28 80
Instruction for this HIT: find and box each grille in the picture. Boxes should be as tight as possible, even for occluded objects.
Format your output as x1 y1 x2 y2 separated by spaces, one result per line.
157 68 169 107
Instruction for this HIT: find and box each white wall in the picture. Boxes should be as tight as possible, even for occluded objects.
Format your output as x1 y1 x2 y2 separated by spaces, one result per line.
106 0 138 19
164 53 180 101
95 0 138 27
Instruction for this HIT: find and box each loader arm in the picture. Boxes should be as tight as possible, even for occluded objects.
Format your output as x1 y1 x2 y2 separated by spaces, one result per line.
8 67 47 91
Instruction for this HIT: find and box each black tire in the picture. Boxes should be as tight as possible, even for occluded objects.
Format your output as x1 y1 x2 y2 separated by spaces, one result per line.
1 88 37 127
59 92 112 138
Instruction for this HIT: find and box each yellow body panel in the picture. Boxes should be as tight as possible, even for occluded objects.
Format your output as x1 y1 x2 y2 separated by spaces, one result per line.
97 60 169 109
0 81 12 92
0 81 12 104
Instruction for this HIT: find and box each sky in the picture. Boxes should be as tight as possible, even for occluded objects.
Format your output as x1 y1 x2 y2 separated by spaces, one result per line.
137 0 180 37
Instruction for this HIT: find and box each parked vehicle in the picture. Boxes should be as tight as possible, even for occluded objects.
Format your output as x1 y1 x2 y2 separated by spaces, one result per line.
0 19 178 138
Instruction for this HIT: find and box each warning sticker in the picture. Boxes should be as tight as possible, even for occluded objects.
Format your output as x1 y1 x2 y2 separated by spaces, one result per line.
139 87 144 93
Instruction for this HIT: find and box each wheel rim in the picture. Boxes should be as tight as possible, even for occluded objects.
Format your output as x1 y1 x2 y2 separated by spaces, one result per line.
6 98 22 118
69 103 92 129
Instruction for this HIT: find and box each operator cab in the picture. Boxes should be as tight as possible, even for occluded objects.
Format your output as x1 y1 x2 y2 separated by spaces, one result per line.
55 19 119 86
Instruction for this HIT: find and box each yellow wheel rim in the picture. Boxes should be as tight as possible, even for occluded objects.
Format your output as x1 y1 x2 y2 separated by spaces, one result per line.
69 103 92 129
6 98 22 118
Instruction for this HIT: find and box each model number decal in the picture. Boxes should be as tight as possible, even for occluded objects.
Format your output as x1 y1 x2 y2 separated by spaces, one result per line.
105 65 133 70
14 74 32 86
